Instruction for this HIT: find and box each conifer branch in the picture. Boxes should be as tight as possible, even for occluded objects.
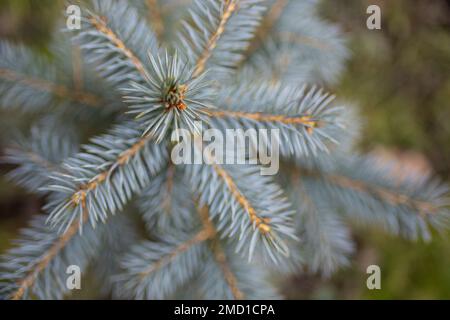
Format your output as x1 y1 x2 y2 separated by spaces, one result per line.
137 165 197 232
324 172 440 217
146 0 165 42
209 109 320 132
259 0 286 36
202 148 271 235
240 1 331 60
118 220 210 299
73 0 158 89
291 172 353 275
211 83 343 157
11 148 61 174
197 205 244 300
123 50 213 142
10 210 88 300
4 125 78 193
138 227 214 279
297 166 441 218
196 204 280 298
193 0 238 77
88 15 148 78
1 0 449 299
240 0 287 61
212 162 272 234
0 68 102 107
210 241 245 299
277 31 332 51
294 152 449 234
233 0 347 84
68 135 152 215
46 124 168 232
188 143 295 262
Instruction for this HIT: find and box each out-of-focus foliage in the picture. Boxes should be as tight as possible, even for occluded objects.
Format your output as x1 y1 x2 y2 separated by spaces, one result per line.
282 0 450 299
325 0 450 177
0 0 62 50
0 0 449 299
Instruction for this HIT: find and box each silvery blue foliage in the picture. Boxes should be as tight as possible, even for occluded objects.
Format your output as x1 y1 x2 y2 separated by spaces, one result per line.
92 214 138 296
123 50 215 142
0 215 102 300
0 40 120 118
0 43 58 112
0 0 448 300
197 246 282 299
177 0 266 79
3 123 79 193
212 81 346 158
240 0 349 85
44 122 168 233
116 233 209 299
185 161 297 264
73 0 159 88
294 153 450 241
137 165 198 233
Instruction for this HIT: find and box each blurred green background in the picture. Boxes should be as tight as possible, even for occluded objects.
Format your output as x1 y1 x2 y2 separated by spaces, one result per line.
0 0 449 299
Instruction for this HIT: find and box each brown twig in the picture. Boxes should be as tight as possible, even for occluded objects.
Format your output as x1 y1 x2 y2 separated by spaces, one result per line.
197 206 245 300
200 145 272 234
89 16 147 78
193 0 238 77
10 209 89 300
146 0 165 42
0 69 102 108
138 227 214 278
208 109 319 134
